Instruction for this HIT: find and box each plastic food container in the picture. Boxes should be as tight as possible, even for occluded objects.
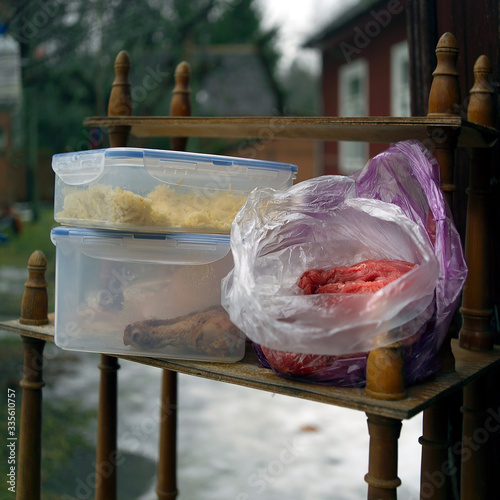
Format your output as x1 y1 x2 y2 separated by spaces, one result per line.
52 147 298 233
50 227 246 362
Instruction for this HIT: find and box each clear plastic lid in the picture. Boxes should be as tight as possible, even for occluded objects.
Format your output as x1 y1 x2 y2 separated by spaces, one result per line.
52 147 298 189
51 227 231 265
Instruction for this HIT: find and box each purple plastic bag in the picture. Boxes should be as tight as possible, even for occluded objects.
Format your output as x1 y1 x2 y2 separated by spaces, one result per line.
352 139 468 384
222 140 467 387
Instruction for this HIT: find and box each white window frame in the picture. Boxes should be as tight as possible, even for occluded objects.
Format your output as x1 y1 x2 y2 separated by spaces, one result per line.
338 58 369 174
390 40 411 117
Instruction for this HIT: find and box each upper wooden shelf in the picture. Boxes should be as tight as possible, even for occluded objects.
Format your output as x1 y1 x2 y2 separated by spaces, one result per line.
2 318 500 420
83 115 499 148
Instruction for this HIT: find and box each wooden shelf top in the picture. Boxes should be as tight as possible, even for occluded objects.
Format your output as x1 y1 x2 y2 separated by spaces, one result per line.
2 318 500 420
83 115 499 148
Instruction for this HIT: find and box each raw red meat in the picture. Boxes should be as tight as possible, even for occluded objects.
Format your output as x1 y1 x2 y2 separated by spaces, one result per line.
261 259 417 377
260 347 336 376
297 259 416 295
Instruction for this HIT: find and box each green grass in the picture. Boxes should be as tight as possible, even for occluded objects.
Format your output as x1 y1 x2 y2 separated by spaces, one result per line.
0 204 57 268
0 204 57 318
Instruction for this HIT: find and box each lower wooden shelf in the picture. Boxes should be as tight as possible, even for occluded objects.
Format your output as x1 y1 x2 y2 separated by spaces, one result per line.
2 317 500 420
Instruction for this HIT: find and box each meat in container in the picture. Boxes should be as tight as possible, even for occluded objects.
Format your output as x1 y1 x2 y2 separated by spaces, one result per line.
50 227 245 362
52 147 298 233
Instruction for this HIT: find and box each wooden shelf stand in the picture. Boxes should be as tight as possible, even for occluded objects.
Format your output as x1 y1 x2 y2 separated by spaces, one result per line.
2 32 499 500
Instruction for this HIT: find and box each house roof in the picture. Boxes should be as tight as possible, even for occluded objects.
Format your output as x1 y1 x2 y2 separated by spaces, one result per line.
303 0 390 49
196 52 276 116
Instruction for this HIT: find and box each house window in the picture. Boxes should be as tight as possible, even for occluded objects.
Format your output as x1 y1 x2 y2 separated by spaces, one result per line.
338 58 369 174
391 40 410 116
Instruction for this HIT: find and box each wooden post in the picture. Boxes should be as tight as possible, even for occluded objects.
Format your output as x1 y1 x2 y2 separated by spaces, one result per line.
426 32 460 377
460 377 492 500
17 337 45 500
418 32 462 500
426 31 462 372
365 414 402 500
95 355 120 500
156 370 178 500
459 54 494 351
17 251 48 500
107 50 132 147
93 51 133 500
418 400 453 500
156 60 191 500
459 54 495 500
364 344 405 499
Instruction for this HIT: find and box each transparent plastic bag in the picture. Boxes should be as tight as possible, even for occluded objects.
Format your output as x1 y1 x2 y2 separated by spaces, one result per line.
222 140 467 386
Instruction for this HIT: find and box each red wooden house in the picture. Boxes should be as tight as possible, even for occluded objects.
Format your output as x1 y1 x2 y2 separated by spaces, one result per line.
305 0 410 175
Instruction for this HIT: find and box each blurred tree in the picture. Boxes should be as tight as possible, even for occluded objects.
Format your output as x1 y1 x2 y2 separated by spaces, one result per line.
2 0 284 153
279 60 320 116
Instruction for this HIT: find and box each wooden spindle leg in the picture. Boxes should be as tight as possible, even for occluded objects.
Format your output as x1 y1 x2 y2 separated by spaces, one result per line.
460 376 492 499
419 399 453 500
93 49 132 499
364 344 405 499
156 370 178 500
16 250 49 500
107 50 132 148
365 414 402 500
95 355 120 500
17 337 45 500
419 34 462 499
459 54 494 351
155 61 191 500
459 54 496 500
425 28 461 367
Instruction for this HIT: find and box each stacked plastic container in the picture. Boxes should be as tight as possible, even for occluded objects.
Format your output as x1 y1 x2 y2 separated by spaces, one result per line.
50 147 297 362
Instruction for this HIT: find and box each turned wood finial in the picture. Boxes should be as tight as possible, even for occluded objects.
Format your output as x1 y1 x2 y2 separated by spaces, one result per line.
170 61 191 116
428 32 461 116
467 55 494 127
364 343 406 400
169 61 191 151
108 50 132 117
426 33 461 206
20 250 49 326
107 50 132 147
